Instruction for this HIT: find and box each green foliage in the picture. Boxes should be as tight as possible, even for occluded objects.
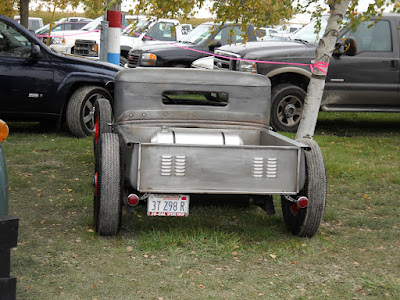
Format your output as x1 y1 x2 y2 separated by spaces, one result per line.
131 0 296 25
134 0 205 19
0 0 16 17
82 0 107 18
5 0 400 31
210 0 295 27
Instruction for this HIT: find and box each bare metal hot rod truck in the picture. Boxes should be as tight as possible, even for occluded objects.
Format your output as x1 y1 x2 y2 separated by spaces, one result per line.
93 68 326 237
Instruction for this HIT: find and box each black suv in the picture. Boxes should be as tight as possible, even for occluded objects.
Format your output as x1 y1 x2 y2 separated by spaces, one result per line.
127 22 257 68
0 15 121 137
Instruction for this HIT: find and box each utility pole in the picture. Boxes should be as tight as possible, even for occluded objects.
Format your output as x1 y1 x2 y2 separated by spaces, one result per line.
106 2 121 65
99 18 109 62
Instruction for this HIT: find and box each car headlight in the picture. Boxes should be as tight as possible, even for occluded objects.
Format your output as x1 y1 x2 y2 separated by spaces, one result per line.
141 53 157 66
238 60 257 73
51 37 66 45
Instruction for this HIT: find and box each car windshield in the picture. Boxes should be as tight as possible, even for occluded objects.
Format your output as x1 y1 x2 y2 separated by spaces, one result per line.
290 17 329 43
36 24 51 34
145 21 177 41
180 24 217 44
81 16 103 31
122 19 150 36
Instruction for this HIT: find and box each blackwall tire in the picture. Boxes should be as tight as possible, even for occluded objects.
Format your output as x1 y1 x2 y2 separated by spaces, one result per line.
94 133 122 236
94 98 112 154
271 84 306 132
281 138 326 237
66 86 112 138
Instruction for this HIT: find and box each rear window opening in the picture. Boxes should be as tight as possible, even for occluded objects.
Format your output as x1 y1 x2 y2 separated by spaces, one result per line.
162 91 228 106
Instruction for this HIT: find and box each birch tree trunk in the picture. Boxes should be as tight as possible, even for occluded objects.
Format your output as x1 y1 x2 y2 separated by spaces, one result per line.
295 0 351 139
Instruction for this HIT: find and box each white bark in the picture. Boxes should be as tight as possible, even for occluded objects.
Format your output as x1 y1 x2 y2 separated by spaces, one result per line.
295 0 351 139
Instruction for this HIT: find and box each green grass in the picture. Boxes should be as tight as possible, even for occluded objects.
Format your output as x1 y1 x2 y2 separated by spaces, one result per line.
3 112 400 299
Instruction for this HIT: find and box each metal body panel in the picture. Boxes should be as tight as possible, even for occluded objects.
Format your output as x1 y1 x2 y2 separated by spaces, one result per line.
112 68 308 197
121 126 307 195
137 143 302 194
113 68 271 127
150 127 243 145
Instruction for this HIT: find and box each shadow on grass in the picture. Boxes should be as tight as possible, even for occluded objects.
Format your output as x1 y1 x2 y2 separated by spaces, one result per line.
6 121 72 137
119 195 290 248
316 112 400 137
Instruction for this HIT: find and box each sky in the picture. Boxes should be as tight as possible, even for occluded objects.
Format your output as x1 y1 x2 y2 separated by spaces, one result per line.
120 0 214 18
290 0 395 24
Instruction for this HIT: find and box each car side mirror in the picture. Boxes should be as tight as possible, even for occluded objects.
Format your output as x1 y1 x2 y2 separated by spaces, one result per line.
191 56 214 69
343 38 357 56
31 44 42 58
208 40 222 51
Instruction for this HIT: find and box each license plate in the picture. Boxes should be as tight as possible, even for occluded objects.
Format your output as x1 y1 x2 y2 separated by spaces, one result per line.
147 194 190 217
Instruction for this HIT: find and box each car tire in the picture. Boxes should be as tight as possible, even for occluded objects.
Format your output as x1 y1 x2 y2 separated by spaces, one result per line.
271 84 306 132
94 133 122 236
94 98 112 154
281 138 326 237
66 86 112 138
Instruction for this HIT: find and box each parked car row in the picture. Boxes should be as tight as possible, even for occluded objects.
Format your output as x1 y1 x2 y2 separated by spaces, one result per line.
46 14 147 57
14 16 43 31
124 14 400 132
126 22 258 68
72 17 193 66
3 11 398 136
35 17 92 44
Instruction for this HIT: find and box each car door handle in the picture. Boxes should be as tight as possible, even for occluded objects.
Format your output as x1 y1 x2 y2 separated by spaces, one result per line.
391 60 399 71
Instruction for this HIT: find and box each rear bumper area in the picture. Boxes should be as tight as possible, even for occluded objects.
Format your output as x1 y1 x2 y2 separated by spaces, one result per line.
132 142 305 195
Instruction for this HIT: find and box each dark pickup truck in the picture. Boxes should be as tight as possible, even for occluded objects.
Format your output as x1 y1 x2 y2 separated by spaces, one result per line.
0 15 121 137
127 22 257 68
211 14 400 132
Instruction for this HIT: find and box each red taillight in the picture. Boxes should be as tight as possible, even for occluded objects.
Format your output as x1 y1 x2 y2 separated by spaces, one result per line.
127 194 139 206
297 196 308 208
289 196 308 216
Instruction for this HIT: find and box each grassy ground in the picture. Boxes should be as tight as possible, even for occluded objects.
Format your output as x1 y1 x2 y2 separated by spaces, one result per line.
3 112 400 299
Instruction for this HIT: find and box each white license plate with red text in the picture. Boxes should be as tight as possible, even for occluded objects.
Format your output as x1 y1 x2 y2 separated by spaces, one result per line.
147 194 190 217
